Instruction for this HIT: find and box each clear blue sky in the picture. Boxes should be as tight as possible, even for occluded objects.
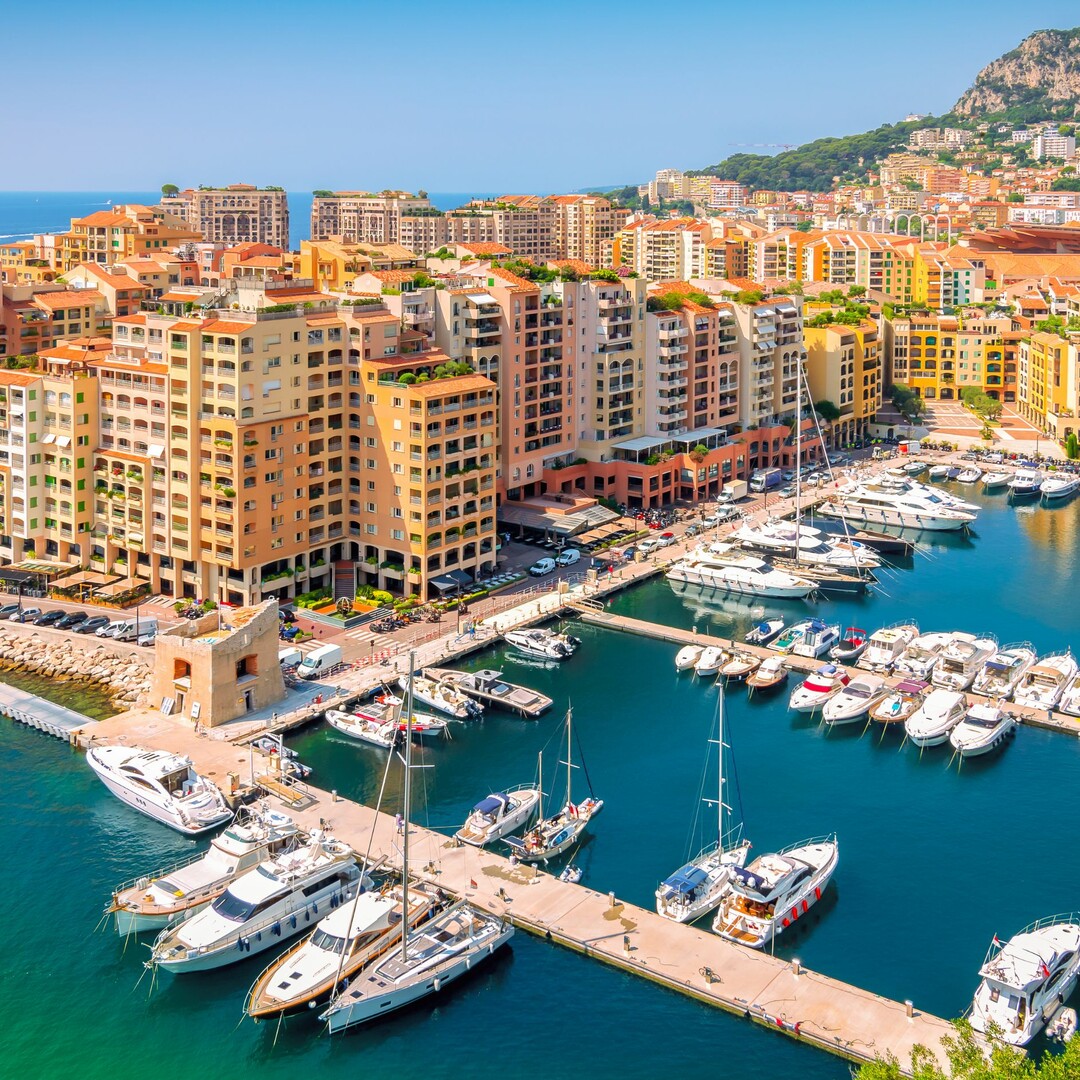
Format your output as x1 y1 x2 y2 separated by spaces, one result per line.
3 1 1079 193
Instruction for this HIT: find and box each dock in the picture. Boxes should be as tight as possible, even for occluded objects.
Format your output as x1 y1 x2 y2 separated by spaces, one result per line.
0 681 99 741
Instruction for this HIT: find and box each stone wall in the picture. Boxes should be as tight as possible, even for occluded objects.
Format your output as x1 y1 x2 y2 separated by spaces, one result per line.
0 627 152 711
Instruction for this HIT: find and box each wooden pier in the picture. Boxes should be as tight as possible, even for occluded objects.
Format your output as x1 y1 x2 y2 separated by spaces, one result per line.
0 682 99 741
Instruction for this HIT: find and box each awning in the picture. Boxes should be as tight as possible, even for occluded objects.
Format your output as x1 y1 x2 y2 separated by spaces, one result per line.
56 435 71 447
148 444 166 459
498 501 620 537
41 434 56 444
430 569 474 592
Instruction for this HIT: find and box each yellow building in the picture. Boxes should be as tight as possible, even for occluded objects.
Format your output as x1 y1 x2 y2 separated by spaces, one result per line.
1018 331 1077 436
804 318 882 447
59 206 200 270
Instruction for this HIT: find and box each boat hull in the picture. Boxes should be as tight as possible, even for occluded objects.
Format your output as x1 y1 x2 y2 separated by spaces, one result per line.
667 569 814 599
821 504 969 532
114 899 211 936
950 720 1016 757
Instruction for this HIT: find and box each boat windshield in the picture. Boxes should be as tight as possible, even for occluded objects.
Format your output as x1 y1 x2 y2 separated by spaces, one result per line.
211 890 259 922
311 927 349 954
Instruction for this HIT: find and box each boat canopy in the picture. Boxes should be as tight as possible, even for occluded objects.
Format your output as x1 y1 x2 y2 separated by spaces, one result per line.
896 680 928 694
661 864 708 896
474 794 509 814
731 865 769 893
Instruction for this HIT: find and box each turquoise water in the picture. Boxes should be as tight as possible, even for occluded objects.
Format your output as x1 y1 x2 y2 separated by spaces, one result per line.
0 665 118 720
5 484 1080 1079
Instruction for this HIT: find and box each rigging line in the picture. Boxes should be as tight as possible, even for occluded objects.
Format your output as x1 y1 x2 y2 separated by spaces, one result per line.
572 716 596 797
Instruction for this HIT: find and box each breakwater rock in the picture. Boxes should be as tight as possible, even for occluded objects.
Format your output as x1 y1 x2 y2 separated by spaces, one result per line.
0 628 152 712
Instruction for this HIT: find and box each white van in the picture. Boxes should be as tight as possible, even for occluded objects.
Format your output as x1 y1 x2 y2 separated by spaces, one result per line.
297 643 343 679
100 616 158 642
278 646 303 670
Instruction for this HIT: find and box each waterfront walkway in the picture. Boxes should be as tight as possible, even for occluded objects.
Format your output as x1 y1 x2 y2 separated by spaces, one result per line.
0 681 98 740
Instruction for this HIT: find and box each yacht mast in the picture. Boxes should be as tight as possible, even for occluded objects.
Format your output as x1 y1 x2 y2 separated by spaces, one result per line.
566 706 573 809
794 354 803 561
401 649 415 962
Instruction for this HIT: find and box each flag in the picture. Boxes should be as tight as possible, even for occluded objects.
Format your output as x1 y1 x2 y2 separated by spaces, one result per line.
992 935 1004 947
1041 962 1051 978
469 879 478 889
567 802 578 818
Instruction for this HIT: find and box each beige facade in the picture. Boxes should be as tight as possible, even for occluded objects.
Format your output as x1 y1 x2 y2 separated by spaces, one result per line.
162 186 290 249
310 191 434 245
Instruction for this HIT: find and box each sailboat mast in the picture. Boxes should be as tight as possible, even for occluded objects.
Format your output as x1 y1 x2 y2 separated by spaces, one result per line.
566 706 573 807
794 352 802 559
401 649 415 962
717 688 725 847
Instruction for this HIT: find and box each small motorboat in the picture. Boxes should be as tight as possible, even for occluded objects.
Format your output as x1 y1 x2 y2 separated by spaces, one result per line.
675 645 704 672
983 471 1011 490
927 464 951 480
695 646 728 678
504 627 581 661
397 673 482 719
956 467 983 484
1041 474 1080 501
719 651 761 681
789 619 841 659
1048 1006 1078 1043
788 664 850 713
1013 653 1078 709
768 623 805 654
871 679 929 727
559 865 583 884
971 643 1036 699
1008 470 1042 497
745 617 784 646
1058 674 1080 717
904 460 927 476
903 687 966 746
455 787 541 846
325 709 398 749
746 655 788 692
946 466 961 480
821 674 888 725
949 702 1017 757
830 626 868 664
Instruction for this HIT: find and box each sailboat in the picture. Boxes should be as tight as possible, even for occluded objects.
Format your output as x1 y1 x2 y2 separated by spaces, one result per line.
319 655 513 1033
503 707 603 863
656 687 750 923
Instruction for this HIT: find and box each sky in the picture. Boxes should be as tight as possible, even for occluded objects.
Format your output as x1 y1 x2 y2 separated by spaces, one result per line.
4 1 1080 194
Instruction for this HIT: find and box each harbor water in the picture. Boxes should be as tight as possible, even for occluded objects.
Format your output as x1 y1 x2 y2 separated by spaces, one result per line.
5 481 1080 1079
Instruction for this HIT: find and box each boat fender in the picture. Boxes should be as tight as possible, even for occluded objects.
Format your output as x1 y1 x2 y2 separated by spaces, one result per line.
801 900 809 914
236 938 244 951
791 907 799 921
305 910 310 922
313 902 318 914
330 895 337 909
815 887 821 900
782 918 790 928
271 922 281 937
434 976 442 990
256 931 262 941
289 915 297 929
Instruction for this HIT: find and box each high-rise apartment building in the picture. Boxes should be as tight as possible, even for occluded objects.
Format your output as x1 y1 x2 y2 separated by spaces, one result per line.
548 196 625 267
615 218 712 280
804 319 882 447
161 186 290 249
309 191 435 245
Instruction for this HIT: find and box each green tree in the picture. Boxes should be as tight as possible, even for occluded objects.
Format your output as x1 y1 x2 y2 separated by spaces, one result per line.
1066 432 1079 459
855 1017 1080 1079
161 183 179 197
1007 192 1024 203
890 383 924 422
814 399 841 422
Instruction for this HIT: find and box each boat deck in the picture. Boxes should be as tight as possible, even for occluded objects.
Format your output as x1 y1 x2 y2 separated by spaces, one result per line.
424 667 552 717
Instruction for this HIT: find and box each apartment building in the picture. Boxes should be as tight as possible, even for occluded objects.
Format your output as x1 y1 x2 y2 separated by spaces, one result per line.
445 202 558 263
161 186 290 249
727 295 803 430
1032 133 1076 161
1018 331 1077 435
548 195 624 267
309 191 435 245
616 218 712 280
0 285 56 359
804 319 882 447
0 239 61 285
299 240 420 293
60 206 200 270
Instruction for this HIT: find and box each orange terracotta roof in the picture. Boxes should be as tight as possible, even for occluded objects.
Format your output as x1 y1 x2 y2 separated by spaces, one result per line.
72 211 132 227
548 259 594 274
73 264 148 290
159 291 202 303
201 320 252 333
32 289 104 310
0 371 40 386
113 313 148 326
456 242 512 255
368 270 419 284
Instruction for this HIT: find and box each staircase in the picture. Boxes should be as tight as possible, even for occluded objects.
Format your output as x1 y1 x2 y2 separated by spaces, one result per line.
332 560 356 604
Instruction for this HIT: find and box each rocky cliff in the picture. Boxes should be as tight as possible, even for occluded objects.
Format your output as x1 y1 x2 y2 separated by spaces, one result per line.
954 27 1080 117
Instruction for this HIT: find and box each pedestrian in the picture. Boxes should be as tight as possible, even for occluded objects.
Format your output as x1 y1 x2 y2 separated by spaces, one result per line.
395 812 404 834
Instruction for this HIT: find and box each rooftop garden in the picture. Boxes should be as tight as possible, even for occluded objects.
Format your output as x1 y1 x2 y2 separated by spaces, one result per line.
647 289 715 312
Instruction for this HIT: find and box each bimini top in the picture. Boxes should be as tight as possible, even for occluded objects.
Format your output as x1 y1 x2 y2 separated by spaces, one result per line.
474 794 509 815
660 864 708 896
895 680 929 694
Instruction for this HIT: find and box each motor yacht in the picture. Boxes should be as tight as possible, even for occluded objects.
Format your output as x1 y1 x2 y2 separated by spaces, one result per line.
970 917 1080 1046
325 708 398 749
1041 474 1080 501
746 655 788 692
712 835 839 949
246 883 438 1018
819 481 977 531
148 831 364 973
667 550 816 599
719 650 761 681
675 645 703 672
769 622 806 654
928 464 951 480
983 471 1011 490
949 702 1017 757
694 645 728 678
821 675 889 725
1008 470 1043 497
1058 674 1080 717
830 626 868 664
454 787 541 846
86 746 232 836
1013 653 1078 710
790 619 841 659
870 679 929 727
904 460 928 476
396 673 482 719
972 643 1036 699
931 633 998 691
504 627 581 661
893 631 955 681
903 688 967 747
110 806 300 935
788 664 850 712
745 617 785 645
857 622 919 671
319 900 513 1032
732 520 880 570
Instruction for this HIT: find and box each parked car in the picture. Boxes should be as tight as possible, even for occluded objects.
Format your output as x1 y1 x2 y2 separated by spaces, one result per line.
555 548 581 567
782 470 796 482
0 603 21 620
138 630 158 647
779 484 797 498
9 607 42 623
74 616 112 635
704 506 742 528
35 610 64 628
528 557 557 576
656 531 677 547
56 612 88 630
637 537 662 555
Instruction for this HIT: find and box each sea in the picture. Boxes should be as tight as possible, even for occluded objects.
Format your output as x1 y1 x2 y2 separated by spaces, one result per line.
0 190 499 253
4 482 1080 1079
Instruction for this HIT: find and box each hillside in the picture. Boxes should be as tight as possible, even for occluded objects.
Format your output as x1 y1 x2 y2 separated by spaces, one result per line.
954 26 1080 119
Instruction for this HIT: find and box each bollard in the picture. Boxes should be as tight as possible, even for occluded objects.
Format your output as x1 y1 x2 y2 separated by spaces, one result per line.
608 891 616 909
623 934 631 955
791 958 801 976
905 1000 914 1019
331 789 338 802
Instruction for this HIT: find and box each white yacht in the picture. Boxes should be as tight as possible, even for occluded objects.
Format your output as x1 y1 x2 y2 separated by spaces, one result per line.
819 482 977 531
325 708 398 749
694 645 728 678
928 464 951 480
904 688 967 747
149 831 364 973
86 746 232 836
719 650 761 681
1058 674 1080 718
956 467 983 484
970 917 1080 1046
983 471 1011 490
857 622 919 671
790 619 841 659
667 548 816 599
870 679 929 728
246 883 437 1018
1040 474 1080 501
1008 470 1043 497
397 673 482 719
1013 653 1078 709
788 665 850 713
732 520 880 570
504 627 580 661
320 900 513 1032
454 787 541 846
110 806 300 935
675 645 704 672
949 702 1017 757
821 675 889 725
745 617 785 646
712 835 839 949
893 631 955 681
971 643 1036 699
931 633 998 691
